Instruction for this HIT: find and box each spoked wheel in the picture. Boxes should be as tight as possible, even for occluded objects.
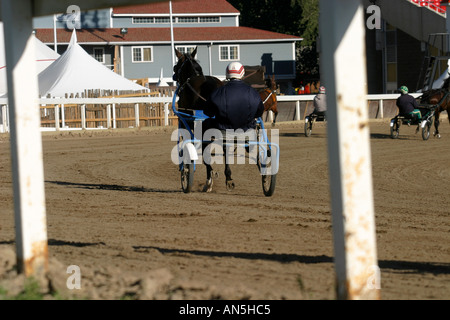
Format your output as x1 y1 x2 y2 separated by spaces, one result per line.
180 162 194 193
262 173 276 197
256 137 277 197
422 118 433 141
304 117 312 137
422 122 431 141
390 120 400 139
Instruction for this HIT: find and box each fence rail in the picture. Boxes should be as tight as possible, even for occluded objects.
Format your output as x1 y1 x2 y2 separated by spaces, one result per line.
0 93 424 133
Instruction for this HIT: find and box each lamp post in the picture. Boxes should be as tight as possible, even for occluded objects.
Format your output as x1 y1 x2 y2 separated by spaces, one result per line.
120 27 128 39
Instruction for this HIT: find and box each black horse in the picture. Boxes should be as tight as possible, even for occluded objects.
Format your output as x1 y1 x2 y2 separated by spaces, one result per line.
173 47 231 192
173 47 223 111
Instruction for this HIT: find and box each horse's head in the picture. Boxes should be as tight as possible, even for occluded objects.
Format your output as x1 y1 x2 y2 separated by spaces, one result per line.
267 74 277 91
173 47 203 86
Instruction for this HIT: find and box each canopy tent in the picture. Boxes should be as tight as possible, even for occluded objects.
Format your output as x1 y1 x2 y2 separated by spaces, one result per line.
38 30 147 97
0 23 60 95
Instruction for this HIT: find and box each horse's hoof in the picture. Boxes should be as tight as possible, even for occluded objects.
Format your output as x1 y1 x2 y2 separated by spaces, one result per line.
437 134 441 139
212 171 220 179
226 180 235 191
202 178 213 193
271 122 276 127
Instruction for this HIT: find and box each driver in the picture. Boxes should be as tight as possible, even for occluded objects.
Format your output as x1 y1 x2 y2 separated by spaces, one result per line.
396 86 422 123
201 62 265 192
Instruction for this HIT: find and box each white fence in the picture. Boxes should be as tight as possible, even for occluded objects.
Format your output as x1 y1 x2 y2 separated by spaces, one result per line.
0 93 422 133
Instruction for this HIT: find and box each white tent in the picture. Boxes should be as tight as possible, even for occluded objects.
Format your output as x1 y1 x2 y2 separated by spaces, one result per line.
38 30 147 97
0 23 59 95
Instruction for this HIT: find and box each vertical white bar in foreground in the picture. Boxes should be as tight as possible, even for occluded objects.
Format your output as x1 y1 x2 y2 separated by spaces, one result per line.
319 0 380 300
1 0 48 278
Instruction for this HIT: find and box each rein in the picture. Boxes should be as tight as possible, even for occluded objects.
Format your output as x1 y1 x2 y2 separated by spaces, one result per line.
176 55 208 102
186 80 207 102
262 89 276 104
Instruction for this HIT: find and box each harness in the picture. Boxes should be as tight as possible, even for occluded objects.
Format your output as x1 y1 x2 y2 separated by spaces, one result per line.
175 55 208 102
421 89 450 112
262 90 275 104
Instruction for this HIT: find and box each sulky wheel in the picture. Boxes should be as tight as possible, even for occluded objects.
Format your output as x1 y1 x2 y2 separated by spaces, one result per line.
304 117 312 137
422 118 433 141
390 120 400 139
422 122 430 141
262 173 276 197
180 162 194 193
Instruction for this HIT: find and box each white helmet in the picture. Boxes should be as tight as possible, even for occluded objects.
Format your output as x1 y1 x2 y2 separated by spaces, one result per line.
226 62 245 80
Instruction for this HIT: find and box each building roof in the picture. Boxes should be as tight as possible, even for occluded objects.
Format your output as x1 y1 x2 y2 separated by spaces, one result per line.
113 0 240 15
35 27 302 45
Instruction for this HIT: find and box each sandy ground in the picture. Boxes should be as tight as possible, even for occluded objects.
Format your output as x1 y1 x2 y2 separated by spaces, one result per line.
0 119 449 300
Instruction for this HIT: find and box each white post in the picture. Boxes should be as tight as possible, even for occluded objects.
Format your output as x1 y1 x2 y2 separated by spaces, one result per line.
134 103 139 128
320 0 379 300
112 103 117 129
54 105 60 131
81 104 86 129
1 104 8 133
379 99 384 119
1 0 48 279
295 101 301 121
106 104 111 129
61 104 66 128
164 102 169 126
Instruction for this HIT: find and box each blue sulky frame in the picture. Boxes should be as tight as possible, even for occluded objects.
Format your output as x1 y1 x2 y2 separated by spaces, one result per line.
172 88 279 196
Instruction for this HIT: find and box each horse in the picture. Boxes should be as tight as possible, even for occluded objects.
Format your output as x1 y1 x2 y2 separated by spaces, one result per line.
258 74 279 126
173 47 223 111
173 47 232 192
419 82 450 139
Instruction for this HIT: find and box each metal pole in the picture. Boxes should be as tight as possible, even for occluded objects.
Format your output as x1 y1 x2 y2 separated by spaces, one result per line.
1 0 48 279
319 0 380 300
53 14 58 53
169 0 176 85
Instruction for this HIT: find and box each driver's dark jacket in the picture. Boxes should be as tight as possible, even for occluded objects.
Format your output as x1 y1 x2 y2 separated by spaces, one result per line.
396 93 419 116
204 79 264 131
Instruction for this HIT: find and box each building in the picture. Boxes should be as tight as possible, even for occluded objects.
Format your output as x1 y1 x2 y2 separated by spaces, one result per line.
363 0 450 93
33 0 302 93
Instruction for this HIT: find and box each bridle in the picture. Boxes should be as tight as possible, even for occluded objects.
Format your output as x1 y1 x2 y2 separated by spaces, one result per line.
174 54 207 101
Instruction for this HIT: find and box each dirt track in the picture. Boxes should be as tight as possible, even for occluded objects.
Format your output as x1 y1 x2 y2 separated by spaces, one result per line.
0 120 449 300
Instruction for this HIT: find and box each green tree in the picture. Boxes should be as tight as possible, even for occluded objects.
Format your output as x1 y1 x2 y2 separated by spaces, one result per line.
228 0 320 81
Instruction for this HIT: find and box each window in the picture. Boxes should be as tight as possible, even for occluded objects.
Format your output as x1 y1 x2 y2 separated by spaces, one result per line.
93 48 104 63
155 17 171 24
199 17 220 23
131 15 220 25
132 47 153 63
133 17 154 24
178 17 198 23
219 45 239 61
176 46 196 55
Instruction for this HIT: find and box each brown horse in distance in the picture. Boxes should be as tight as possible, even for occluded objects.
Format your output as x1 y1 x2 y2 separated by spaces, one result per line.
258 75 279 126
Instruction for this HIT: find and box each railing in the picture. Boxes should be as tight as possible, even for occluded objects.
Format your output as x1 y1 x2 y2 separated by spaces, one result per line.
0 94 425 134
410 0 447 14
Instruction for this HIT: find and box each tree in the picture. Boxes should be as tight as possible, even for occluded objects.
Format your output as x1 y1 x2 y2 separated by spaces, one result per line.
227 0 320 82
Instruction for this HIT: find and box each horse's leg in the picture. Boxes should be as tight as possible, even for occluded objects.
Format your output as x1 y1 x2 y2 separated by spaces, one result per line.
202 142 214 192
272 110 278 126
224 145 235 191
434 110 441 138
225 163 235 191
